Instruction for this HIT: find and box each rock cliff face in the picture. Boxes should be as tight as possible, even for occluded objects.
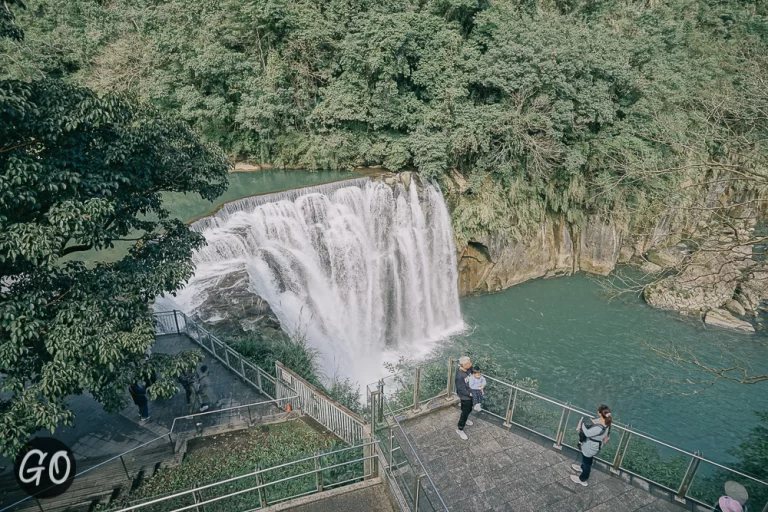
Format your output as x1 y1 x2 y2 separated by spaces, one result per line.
455 215 626 295
445 171 767 325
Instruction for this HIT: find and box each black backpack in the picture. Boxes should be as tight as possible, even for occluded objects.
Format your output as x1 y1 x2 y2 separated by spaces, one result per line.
578 422 607 448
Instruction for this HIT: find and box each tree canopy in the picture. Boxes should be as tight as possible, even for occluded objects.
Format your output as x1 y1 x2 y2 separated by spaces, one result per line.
2 0 765 242
0 4 230 456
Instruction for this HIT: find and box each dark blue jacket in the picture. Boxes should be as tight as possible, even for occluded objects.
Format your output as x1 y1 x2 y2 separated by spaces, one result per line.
129 383 148 405
455 366 472 400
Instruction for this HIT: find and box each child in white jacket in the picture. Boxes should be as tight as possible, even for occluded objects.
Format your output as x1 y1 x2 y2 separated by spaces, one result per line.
468 367 486 411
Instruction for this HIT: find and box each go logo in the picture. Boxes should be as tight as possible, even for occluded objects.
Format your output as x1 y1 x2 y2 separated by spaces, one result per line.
14 438 76 498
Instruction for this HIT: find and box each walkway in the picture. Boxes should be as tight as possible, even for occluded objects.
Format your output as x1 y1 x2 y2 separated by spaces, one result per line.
400 407 684 512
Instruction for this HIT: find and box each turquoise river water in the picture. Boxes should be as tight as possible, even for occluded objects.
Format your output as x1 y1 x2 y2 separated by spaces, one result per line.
440 274 768 465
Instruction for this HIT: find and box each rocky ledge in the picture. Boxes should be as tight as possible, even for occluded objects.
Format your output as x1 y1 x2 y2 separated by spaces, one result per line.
705 308 755 333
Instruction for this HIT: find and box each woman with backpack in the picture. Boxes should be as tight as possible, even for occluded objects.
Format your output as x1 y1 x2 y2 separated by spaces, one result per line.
570 404 612 487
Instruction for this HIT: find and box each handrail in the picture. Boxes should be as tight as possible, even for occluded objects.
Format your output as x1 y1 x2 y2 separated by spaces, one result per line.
0 397 294 512
114 441 379 512
370 385 450 511
480 373 768 488
275 360 368 446
378 360 768 509
155 310 277 400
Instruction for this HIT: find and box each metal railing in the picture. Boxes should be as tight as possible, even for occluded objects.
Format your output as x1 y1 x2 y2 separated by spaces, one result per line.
367 384 449 512
112 441 379 512
0 398 295 512
155 310 277 399
375 358 768 511
275 361 368 446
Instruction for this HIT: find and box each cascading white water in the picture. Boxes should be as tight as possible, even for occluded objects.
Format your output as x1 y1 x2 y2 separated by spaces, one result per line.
168 177 464 382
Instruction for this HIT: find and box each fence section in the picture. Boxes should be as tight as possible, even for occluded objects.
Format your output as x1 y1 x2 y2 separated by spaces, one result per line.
112 442 378 512
275 361 368 446
376 359 768 512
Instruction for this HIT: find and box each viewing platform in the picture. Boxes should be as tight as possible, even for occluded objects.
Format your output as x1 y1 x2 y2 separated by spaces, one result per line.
400 406 681 512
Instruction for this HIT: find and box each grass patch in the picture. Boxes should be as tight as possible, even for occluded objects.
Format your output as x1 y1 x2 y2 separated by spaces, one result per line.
103 419 363 511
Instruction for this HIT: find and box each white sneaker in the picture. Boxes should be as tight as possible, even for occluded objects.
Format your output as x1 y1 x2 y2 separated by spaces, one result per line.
473 404 481 412
570 475 587 487
465 420 473 426
571 464 582 472
456 429 468 440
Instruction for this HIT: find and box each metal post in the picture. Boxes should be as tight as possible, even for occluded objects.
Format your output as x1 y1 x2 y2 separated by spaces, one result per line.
192 483 202 512
256 370 264 394
675 451 701 504
224 346 230 367
370 391 378 427
553 407 567 450
446 357 455 400
314 452 324 492
209 333 216 357
167 433 173 448
119 455 131 481
255 467 267 508
247 405 253 425
504 389 518 428
173 310 180 334
377 379 385 419
555 403 571 450
388 427 394 468
240 357 246 378
413 473 425 511
611 427 632 475
412 367 421 412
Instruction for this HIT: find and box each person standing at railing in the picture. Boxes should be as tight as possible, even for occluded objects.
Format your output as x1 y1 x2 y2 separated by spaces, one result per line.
129 382 151 422
197 365 216 412
455 356 474 440
570 404 612 487
179 369 199 413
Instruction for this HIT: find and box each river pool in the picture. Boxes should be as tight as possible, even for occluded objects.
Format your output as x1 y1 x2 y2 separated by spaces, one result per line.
438 273 768 464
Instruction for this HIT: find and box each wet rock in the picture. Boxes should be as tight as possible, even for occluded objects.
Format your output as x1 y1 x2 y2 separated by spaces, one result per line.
704 309 755 333
192 267 278 333
579 216 623 275
618 245 635 264
643 244 753 313
724 299 746 317
640 260 664 274
646 247 685 268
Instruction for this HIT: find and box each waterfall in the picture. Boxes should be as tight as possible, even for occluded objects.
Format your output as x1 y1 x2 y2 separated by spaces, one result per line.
171 177 464 382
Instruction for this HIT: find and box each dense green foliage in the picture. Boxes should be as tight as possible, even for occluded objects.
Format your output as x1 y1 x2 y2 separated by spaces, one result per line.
2 0 766 242
227 328 362 413
0 5 230 456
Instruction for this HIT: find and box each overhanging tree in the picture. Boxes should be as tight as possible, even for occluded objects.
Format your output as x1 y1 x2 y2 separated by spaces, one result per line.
0 4 230 456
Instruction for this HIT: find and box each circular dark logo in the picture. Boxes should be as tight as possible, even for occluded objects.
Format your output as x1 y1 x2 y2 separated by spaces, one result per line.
14 437 76 498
